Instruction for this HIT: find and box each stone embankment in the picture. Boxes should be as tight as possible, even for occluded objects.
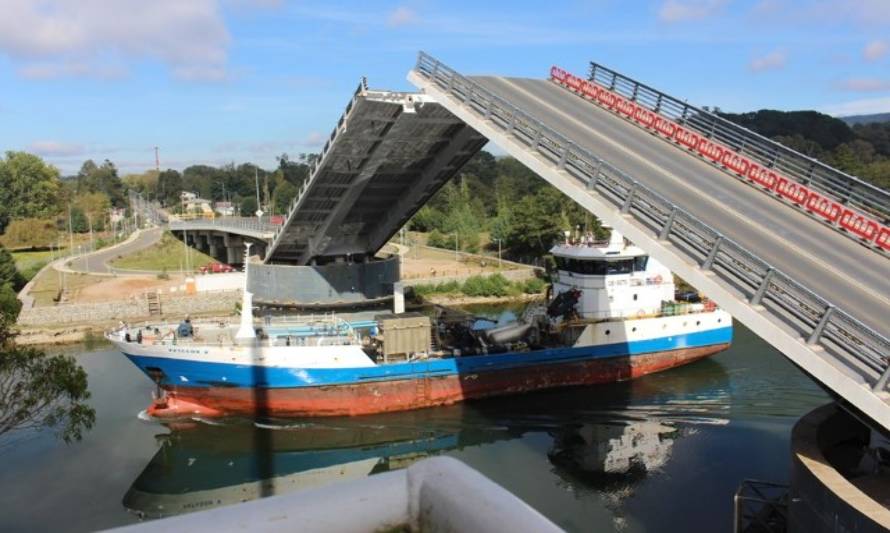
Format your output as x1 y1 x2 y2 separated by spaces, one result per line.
17 290 241 329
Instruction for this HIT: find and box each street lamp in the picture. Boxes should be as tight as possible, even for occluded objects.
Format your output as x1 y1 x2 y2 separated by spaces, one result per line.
496 238 502 269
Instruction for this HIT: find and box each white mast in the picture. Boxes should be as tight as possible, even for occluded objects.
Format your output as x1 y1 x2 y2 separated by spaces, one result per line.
235 242 256 340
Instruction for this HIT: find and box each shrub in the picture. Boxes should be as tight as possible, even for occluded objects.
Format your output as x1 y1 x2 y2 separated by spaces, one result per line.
462 274 511 297
521 277 547 294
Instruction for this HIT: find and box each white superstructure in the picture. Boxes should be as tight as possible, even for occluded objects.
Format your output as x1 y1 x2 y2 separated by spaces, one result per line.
551 230 674 320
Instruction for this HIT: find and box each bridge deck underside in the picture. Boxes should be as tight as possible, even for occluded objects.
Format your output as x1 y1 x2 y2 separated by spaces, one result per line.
469 76 890 337
268 96 485 264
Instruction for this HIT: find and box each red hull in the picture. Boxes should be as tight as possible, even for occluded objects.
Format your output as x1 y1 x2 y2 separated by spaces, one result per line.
147 344 730 419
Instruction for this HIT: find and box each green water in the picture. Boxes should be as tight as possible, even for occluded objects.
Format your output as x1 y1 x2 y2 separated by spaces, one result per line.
0 321 828 532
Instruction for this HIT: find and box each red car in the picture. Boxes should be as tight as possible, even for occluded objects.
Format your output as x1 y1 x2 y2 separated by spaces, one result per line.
199 262 236 274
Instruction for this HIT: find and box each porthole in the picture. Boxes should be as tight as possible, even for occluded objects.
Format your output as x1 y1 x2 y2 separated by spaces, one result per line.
696 320 701 326
605 329 611 335
633 294 638 301
632 327 637 332
683 322 687 327
718 318 722 323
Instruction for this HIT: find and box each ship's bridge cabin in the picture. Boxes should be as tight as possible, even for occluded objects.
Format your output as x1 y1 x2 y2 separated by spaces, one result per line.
550 230 675 321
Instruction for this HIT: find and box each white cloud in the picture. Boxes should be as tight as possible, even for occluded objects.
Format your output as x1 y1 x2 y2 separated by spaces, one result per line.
387 6 419 27
27 140 86 157
18 62 127 80
658 0 728 22
863 40 888 62
822 96 890 116
835 78 890 92
0 0 230 81
749 50 787 72
807 0 890 25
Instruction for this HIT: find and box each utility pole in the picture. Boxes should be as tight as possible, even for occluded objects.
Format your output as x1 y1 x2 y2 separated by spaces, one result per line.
67 203 74 257
495 238 500 268
154 146 160 172
454 232 459 261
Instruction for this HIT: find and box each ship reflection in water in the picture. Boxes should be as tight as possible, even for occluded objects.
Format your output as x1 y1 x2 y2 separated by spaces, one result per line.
124 358 732 521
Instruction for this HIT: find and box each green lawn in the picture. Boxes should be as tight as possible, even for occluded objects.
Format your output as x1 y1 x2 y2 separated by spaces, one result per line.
12 249 57 282
110 231 215 272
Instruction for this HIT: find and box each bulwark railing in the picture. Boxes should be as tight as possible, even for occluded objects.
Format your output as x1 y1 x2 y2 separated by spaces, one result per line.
413 52 890 397
588 62 890 226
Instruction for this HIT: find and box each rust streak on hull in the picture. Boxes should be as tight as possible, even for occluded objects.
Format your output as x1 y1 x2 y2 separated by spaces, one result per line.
148 344 730 419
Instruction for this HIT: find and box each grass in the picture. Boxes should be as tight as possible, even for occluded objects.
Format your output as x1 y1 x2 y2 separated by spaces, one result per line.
29 271 106 307
110 231 216 272
10 231 124 282
11 249 57 282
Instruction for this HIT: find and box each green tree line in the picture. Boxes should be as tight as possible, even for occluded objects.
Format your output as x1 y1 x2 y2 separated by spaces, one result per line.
718 110 890 190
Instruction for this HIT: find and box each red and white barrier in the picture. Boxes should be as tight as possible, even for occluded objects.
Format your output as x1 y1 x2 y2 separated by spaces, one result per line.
776 178 809 206
549 65 889 252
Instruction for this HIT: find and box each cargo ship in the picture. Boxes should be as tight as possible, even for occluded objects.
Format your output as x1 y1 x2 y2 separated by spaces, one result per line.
107 230 732 419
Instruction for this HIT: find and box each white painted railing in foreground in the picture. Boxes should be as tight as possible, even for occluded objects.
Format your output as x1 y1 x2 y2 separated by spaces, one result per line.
107 457 562 533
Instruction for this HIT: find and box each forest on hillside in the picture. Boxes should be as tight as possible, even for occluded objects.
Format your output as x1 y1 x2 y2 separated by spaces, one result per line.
718 110 890 190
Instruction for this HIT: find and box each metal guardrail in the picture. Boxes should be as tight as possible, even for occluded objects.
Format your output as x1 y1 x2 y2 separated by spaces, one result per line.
414 51 890 394
589 62 890 223
267 80 367 259
169 217 278 236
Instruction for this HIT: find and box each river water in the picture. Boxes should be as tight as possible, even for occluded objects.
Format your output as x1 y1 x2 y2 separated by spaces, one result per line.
0 318 828 532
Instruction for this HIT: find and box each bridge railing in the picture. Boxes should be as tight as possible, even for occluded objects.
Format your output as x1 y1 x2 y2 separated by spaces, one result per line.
414 51 890 393
170 217 278 235
588 62 890 225
267 80 367 260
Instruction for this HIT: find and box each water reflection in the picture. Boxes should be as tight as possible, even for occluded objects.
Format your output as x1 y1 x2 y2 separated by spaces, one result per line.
124 357 733 522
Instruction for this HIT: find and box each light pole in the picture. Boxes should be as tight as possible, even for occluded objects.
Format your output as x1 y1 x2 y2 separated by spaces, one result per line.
496 238 502 269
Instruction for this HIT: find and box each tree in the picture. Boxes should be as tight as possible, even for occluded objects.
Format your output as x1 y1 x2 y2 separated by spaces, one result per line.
74 192 111 232
0 255 95 445
272 179 298 214
0 151 62 233
0 245 25 290
240 196 258 217
76 159 125 207
500 187 598 259
69 206 89 233
0 218 58 250
157 169 183 207
0 343 96 444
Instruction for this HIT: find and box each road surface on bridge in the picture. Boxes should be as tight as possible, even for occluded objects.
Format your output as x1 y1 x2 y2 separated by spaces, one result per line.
470 75 890 337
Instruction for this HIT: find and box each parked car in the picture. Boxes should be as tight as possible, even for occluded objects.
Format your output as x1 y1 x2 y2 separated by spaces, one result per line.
199 262 236 274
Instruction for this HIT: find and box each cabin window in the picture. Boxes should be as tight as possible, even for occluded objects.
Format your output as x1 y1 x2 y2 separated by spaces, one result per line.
555 256 641 275
633 256 649 272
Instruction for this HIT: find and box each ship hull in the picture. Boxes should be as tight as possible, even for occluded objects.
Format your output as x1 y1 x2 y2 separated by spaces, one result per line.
136 341 730 419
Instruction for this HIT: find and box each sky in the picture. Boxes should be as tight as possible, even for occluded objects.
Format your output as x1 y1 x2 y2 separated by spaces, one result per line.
1 0 889 175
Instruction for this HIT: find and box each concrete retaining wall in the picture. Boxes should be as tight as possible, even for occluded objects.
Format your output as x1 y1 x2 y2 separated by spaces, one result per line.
17 290 241 327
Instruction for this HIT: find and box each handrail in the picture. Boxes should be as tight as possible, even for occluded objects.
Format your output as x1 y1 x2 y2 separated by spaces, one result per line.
170 217 278 235
413 51 889 393
588 61 890 223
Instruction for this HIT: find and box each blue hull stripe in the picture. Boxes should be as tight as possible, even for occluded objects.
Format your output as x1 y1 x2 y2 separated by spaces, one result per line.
125 326 732 389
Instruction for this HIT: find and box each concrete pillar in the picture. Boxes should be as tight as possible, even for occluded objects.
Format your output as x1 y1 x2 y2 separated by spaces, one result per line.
393 282 405 314
226 246 239 265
